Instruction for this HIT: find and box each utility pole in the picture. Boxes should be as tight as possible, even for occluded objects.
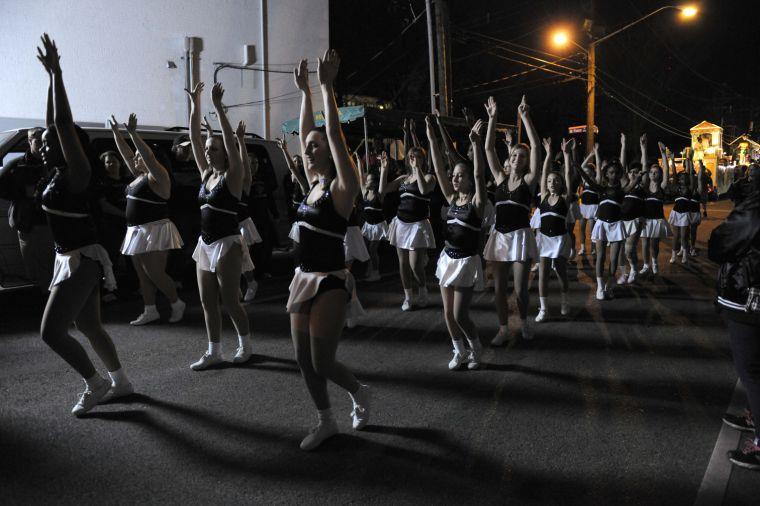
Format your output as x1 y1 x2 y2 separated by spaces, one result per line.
435 0 452 116
425 0 437 113
586 42 596 154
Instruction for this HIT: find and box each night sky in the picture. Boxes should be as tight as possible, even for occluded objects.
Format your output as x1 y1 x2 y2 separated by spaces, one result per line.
331 0 760 154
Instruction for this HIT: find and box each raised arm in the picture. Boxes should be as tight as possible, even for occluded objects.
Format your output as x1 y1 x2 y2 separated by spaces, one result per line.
294 59 315 158
562 138 575 200
185 82 208 177
434 112 466 168
202 116 214 142
640 133 647 172
657 141 669 190
37 34 90 192
540 137 552 198
470 120 487 215
108 115 138 177
684 150 695 192
409 118 421 149
504 128 515 156
235 121 252 194
45 73 53 127
278 138 309 194
518 96 540 186
426 115 454 204
317 49 360 217
124 114 171 197
594 143 602 185
484 96 506 186
619 133 627 169
210 83 244 196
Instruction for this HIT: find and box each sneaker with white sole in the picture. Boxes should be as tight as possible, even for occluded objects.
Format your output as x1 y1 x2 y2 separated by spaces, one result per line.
560 302 570 316
627 269 637 284
130 309 160 326
244 281 258 302
351 385 371 430
232 346 252 364
681 250 689 264
596 287 606 300
71 379 111 417
299 418 339 451
639 264 650 276
401 299 412 311
651 261 659 274
190 352 223 371
723 410 755 432
728 439 760 470
169 299 186 323
616 273 627 285
490 328 510 346
467 340 483 370
535 309 548 323
101 381 135 403
669 251 677 264
579 244 586 256
530 263 539 273
448 351 468 370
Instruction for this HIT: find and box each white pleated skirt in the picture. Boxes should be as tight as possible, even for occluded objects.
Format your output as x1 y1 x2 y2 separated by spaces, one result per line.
361 221 388 242
50 243 116 292
623 218 644 237
591 220 627 243
536 232 572 259
344 226 370 263
192 234 254 273
529 209 541 230
240 217 263 246
289 221 300 242
435 250 484 290
483 227 537 262
120 218 183 255
286 267 366 319
668 210 691 227
579 204 598 220
641 218 671 238
387 217 436 250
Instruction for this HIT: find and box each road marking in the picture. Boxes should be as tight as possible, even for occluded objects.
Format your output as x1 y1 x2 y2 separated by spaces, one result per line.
694 379 744 506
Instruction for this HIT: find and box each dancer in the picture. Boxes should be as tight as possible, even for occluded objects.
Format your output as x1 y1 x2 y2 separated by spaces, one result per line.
638 141 672 277
427 116 486 370
483 95 540 343
688 160 706 256
383 125 437 311
289 52 370 451
358 152 389 281
186 81 253 369
577 149 599 256
618 134 647 284
668 148 699 265
279 137 308 249
109 114 185 324
576 139 640 300
36 34 133 415
535 137 574 322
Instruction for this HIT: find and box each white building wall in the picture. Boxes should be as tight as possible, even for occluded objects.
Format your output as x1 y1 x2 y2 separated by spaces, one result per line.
0 0 329 140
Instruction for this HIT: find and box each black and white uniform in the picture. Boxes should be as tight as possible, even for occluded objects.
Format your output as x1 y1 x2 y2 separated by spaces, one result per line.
238 192 263 247
483 179 538 262
591 186 627 242
360 192 388 241
579 183 599 219
621 185 645 236
529 187 542 229
42 168 116 291
387 180 436 250
286 182 363 317
120 176 183 255
641 186 671 238
344 205 370 263
536 196 572 258
668 187 693 227
689 192 702 225
435 200 484 290
192 172 254 273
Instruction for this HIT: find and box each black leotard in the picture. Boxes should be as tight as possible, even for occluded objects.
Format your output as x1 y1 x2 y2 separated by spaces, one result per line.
494 179 532 233
673 187 693 214
42 168 98 253
580 183 599 205
126 176 169 226
198 173 239 244
644 186 666 220
444 200 481 258
596 186 625 223
621 185 645 221
539 196 568 236
396 181 430 223
296 182 347 272
362 192 385 225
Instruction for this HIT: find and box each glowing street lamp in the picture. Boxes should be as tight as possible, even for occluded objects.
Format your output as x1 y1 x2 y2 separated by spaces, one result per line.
680 5 698 18
551 30 569 49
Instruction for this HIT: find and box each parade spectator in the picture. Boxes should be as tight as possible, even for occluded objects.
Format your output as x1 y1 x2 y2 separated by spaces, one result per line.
97 150 129 301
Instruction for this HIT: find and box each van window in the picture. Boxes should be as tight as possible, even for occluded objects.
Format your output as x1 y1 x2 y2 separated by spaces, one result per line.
1 135 27 167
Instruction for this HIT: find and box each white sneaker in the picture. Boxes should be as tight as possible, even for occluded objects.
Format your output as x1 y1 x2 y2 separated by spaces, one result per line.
417 291 429 308
169 299 186 323
579 244 586 255
448 351 468 370
560 301 570 316
401 299 412 311
639 264 650 276
530 263 539 273
490 328 510 346
351 385 371 430
681 251 689 264
244 281 258 302
616 273 627 285
627 270 637 284
130 308 160 326
669 251 677 264
232 346 252 364
300 418 339 451
652 261 659 274
345 317 357 329
535 309 548 323
190 352 223 371
521 322 534 340
101 381 135 403
71 378 110 417
596 287 606 300
365 271 381 282
467 341 483 370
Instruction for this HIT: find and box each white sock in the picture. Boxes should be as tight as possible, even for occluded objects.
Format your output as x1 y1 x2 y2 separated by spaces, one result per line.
208 341 221 355
539 297 548 310
144 304 158 314
171 298 184 308
108 367 129 387
652 257 658 266
238 333 251 348
403 288 413 301
84 373 105 390
596 277 605 290
317 408 334 422
452 339 466 354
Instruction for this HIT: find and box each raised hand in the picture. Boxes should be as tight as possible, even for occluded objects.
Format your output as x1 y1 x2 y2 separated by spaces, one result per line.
184 82 204 102
409 118 416 132
202 115 213 133
425 115 435 136
403 118 409 132
462 106 475 126
470 119 484 143
485 96 497 118
36 33 61 74
125 113 138 134
562 137 575 153
544 137 553 153
211 82 224 108
235 120 246 138
317 49 340 86
593 142 600 154
657 141 667 152
293 59 309 91
380 151 389 171
620 132 626 145
108 115 120 132
276 137 288 151
517 95 529 116
640 133 647 147
473 118 486 135
504 128 513 145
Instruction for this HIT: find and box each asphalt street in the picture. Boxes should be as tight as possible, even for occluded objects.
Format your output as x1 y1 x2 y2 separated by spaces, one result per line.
1 200 758 505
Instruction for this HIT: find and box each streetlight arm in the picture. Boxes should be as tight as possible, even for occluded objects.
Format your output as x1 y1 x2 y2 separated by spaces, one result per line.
593 6 679 46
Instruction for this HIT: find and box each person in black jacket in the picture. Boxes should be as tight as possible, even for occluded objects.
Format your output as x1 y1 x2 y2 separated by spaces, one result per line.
708 175 760 470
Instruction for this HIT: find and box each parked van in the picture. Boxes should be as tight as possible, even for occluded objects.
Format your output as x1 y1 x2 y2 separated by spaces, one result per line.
0 126 290 291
